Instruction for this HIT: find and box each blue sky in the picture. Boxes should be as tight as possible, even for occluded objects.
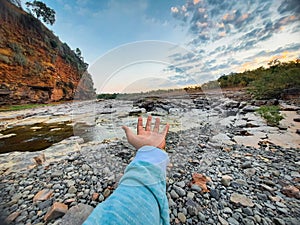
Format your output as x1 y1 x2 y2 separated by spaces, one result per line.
38 0 300 93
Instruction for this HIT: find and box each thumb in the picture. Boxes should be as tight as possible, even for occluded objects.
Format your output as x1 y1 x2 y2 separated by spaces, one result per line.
122 126 134 139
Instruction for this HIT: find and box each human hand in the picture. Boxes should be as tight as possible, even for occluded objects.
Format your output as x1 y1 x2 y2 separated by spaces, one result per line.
122 116 170 150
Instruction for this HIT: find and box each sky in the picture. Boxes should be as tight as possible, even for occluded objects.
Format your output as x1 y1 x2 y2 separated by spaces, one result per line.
36 0 300 93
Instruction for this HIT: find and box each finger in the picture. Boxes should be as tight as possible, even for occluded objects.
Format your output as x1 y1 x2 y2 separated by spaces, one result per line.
137 117 143 135
122 126 134 140
145 115 152 131
153 117 160 133
161 123 170 137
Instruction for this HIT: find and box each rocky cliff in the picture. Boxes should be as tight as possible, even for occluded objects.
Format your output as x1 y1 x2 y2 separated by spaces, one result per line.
0 0 95 105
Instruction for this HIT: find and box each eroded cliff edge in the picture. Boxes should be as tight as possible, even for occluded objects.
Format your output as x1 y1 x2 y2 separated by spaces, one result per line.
0 0 95 105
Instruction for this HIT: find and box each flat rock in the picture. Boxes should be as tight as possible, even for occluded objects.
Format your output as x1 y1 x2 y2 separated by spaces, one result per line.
44 202 68 221
33 189 53 202
61 203 94 225
211 133 235 145
242 105 259 113
230 193 254 207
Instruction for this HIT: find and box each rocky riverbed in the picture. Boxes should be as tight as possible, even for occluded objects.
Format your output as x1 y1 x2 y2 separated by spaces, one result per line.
0 94 299 224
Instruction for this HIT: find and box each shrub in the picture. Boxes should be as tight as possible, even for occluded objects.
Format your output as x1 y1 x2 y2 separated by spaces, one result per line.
49 39 58 49
8 42 22 53
0 54 10 64
256 105 284 126
14 52 27 66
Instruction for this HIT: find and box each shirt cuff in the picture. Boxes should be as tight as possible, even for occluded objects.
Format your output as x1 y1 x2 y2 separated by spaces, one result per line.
132 146 169 173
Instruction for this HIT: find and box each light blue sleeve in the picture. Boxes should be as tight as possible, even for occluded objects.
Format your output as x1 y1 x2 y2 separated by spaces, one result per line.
83 146 170 225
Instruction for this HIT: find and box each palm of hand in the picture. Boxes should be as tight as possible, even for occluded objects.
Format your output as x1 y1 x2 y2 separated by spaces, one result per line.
122 116 169 150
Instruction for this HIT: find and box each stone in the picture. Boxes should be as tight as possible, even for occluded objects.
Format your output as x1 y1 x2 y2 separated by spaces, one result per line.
38 199 53 210
210 188 220 200
243 168 256 176
218 215 229 225
68 186 77 194
221 175 233 187
92 193 99 201
242 207 253 216
176 181 185 188
44 202 68 221
82 164 90 171
190 173 210 193
241 161 252 169
191 184 202 192
33 189 53 202
103 188 111 198
230 193 254 207
33 153 46 165
177 212 186 223
273 218 286 225
242 105 259 113
170 190 179 199
275 202 286 208
173 186 186 197
223 207 233 214
281 185 300 199
228 217 239 225
5 211 20 224
260 184 275 192
61 203 94 225
254 215 261 223
211 133 235 145
187 192 194 199
51 171 63 177
65 180 75 187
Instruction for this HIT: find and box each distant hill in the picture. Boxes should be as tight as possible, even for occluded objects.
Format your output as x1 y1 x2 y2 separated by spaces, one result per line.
0 0 95 105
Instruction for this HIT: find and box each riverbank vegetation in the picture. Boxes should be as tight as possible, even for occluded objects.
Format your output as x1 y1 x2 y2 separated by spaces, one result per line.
201 59 300 99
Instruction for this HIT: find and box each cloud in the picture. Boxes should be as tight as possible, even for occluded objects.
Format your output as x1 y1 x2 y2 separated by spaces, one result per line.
278 0 300 15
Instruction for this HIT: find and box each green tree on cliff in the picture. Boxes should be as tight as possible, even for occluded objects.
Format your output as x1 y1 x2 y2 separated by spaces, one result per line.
7 0 56 25
25 0 56 25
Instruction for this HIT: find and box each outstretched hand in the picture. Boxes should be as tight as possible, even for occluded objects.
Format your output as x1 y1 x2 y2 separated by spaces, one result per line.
122 116 170 150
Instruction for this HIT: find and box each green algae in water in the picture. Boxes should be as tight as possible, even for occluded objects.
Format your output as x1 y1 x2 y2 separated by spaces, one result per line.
0 122 74 154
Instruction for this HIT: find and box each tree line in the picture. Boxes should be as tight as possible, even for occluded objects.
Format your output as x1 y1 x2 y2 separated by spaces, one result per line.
200 59 300 99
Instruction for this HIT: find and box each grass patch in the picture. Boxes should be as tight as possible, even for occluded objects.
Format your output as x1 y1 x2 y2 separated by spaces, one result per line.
256 105 284 126
0 104 51 112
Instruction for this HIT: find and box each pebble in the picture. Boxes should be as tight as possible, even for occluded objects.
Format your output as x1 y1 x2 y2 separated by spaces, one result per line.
177 212 186 223
170 190 179 199
221 175 232 187
191 184 202 192
173 186 186 197
228 217 239 225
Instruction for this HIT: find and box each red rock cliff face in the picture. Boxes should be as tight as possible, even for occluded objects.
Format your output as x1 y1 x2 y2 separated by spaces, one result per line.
0 0 95 105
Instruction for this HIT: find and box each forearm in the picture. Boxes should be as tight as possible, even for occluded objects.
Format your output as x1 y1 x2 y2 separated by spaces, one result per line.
83 146 170 225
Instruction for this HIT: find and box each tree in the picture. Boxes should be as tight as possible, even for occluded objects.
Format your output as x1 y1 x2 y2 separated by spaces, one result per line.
26 0 56 25
75 48 83 60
